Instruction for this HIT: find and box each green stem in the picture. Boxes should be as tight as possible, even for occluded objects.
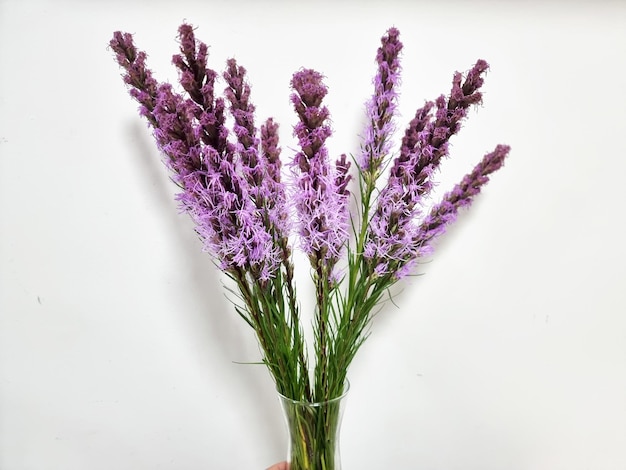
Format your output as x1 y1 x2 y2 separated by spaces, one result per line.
279 238 312 401
314 261 331 403
327 167 393 392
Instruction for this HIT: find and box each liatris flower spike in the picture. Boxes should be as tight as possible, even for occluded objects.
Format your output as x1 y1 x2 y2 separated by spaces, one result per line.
358 26 403 176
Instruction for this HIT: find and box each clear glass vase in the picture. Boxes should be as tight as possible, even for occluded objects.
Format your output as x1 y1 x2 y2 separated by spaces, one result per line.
278 385 349 470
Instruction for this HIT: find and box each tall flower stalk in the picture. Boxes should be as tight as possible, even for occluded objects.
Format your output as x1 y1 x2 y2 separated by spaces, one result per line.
111 23 510 470
289 68 351 403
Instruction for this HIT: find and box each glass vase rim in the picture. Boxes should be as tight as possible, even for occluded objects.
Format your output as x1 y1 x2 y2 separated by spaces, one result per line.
277 380 351 407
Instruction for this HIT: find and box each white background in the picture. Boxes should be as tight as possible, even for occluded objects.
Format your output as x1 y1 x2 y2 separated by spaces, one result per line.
1 1 625 469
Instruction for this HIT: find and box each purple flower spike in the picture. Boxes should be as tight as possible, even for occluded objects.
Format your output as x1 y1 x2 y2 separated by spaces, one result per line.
172 24 230 157
223 61 292 257
261 118 282 182
223 58 265 196
173 24 212 107
358 27 403 174
152 83 201 178
290 69 349 272
414 144 511 256
224 59 258 151
109 31 160 127
260 118 291 235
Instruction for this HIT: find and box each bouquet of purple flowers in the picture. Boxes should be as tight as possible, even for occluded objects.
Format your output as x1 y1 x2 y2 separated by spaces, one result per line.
110 24 509 469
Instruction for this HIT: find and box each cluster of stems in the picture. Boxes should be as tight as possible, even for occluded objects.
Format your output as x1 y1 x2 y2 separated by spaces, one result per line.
110 24 509 408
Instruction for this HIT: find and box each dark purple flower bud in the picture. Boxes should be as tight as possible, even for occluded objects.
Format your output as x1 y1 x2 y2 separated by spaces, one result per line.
460 59 488 103
172 23 213 107
109 31 160 127
170 23 230 157
291 69 328 109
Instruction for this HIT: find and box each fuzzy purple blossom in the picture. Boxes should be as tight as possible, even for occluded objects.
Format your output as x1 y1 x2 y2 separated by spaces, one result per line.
358 27 403 174
260 118 291 236
153 81 278 280
261 118 282 182
182 147 276 279
224 59 260 172
290 69 350 275
152 83 201 177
